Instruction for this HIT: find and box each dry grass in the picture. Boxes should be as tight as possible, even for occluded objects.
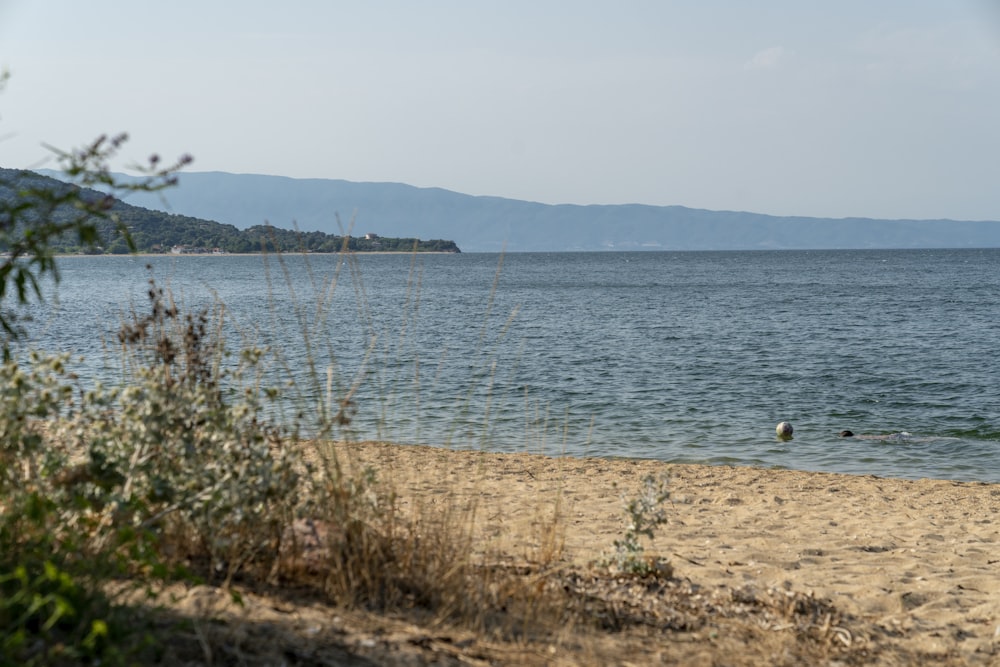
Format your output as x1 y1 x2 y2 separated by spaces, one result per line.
105 443 908 665
101 440 912 667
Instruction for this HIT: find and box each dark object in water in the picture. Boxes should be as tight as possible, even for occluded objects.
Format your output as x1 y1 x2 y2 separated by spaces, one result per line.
839 430 926 442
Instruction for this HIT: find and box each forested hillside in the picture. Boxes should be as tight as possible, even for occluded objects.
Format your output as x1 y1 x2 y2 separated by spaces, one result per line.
0 168 459 254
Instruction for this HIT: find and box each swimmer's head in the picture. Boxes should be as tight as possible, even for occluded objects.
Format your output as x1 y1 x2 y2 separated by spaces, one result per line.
839 430 854 438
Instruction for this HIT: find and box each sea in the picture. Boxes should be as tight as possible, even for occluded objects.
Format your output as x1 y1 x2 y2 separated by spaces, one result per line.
18 249 1000 483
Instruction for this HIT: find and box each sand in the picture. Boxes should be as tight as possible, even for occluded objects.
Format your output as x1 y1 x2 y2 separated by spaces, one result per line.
150 441 1000 665
335 442 1000 663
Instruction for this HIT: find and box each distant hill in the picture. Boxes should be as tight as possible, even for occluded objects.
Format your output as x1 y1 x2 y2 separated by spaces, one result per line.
39 169 1000 252
2 169 459 254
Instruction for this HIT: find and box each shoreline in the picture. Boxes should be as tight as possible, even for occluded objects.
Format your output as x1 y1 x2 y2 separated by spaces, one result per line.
53 250 461 258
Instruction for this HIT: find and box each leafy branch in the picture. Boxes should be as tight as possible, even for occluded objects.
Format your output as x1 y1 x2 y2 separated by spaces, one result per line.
0 132 191 340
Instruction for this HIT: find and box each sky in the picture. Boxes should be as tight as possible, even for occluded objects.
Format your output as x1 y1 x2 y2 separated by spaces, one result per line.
2 1 1000 220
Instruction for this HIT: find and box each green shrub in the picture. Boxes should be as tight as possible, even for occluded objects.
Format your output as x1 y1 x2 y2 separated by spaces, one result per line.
601 473 673 577
0 561 117 666
0 275 307 660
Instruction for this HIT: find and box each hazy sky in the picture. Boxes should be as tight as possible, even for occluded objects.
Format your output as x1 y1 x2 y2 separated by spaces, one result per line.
2 1 1000 220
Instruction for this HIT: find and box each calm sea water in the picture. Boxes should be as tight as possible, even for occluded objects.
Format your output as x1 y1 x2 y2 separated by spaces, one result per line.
21 249 1000 483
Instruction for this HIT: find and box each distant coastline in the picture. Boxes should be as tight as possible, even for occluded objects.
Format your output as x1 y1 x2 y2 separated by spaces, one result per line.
26 167 1000 253
83 170 1000 253
53 250 462 258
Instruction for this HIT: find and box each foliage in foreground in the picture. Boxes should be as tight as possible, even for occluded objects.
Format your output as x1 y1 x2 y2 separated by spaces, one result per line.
0 276 309 663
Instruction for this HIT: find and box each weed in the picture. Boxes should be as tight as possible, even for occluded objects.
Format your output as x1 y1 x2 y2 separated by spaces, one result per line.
0 561 146 666
601 473 674 578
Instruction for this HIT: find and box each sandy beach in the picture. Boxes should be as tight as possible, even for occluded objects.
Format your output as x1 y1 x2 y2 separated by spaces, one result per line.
346 442 1000 662
155 441 1000 665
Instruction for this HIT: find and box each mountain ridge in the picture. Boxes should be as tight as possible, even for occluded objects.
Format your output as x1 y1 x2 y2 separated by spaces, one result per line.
37 169 1000 252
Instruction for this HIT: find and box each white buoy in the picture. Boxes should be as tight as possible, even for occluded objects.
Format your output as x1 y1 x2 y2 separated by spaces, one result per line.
776 421 793 439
